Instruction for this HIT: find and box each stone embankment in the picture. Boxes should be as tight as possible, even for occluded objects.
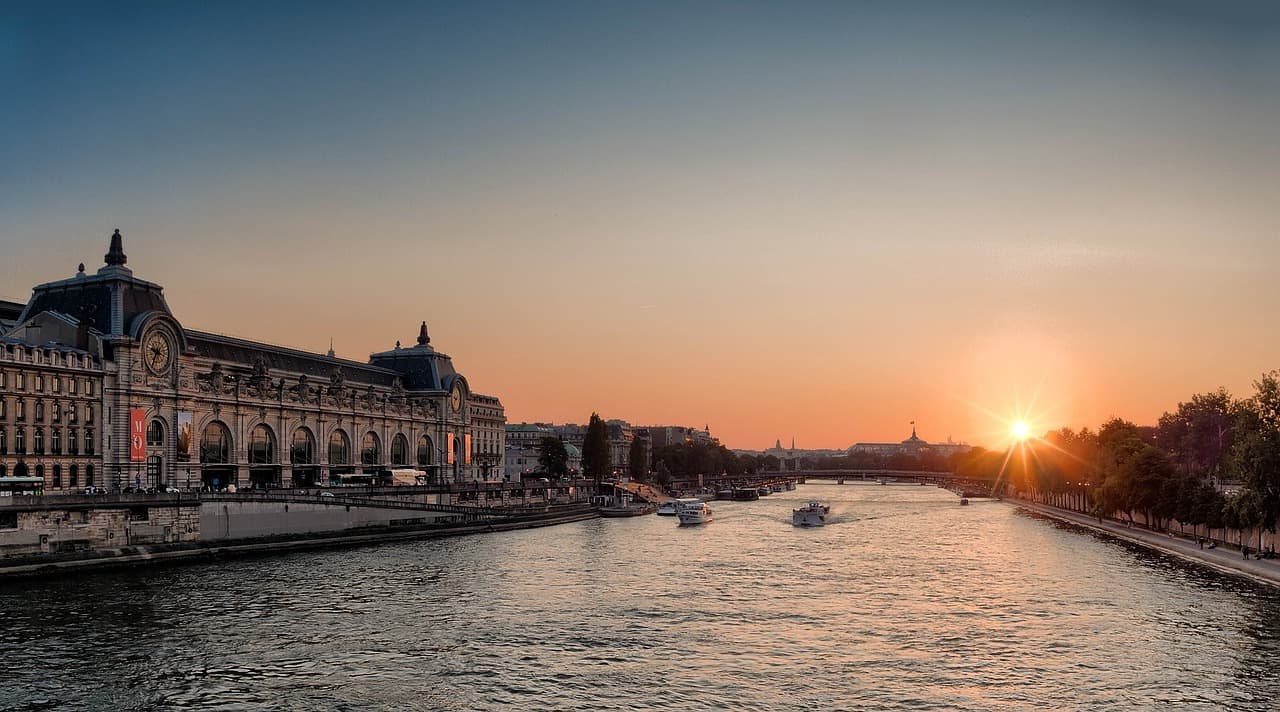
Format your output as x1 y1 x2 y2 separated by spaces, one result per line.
0 504 598 579
1012 499 1280 589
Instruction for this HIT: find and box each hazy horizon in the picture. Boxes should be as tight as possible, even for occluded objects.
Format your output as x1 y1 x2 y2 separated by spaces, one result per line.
4 1 1278 450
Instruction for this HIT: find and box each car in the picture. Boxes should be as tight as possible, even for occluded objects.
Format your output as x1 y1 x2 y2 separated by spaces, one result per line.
319 491 336 498
164 487 180 493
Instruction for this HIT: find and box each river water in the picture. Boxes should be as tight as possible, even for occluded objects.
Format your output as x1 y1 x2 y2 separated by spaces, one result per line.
3 483 1279 711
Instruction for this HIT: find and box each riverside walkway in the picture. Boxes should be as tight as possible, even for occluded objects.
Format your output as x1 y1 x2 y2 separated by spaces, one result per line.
1013 500 1280 589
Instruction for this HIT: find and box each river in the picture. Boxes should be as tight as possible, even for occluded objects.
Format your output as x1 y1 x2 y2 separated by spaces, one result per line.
2 483 1279 711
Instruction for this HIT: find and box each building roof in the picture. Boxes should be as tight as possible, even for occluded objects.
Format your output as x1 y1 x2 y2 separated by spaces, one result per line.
186 330 404 388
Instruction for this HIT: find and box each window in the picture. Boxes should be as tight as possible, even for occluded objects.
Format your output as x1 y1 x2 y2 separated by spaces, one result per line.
68 378 76 394
52 376 60 393
417 435 434 467
391 434 409 466
35 401 44 422
291 428 315 465
0 426 5 455
68 427 78 454
360 432 381 466
85 464 94 487
35 464 43 483
52 464 61 488
15 427 24 455
200 422 232 464
69 464 78 488
51 428 61 455
16 373 25 390
146 419 165 447
86 381 94 396
0 398 6 420
328 430 350 465
85 404 93 424
84 428 94 455
34 428 44 454
0 371 5 388
51 401 60 423
248 424 275 465
68 405 76 423
35 375 44 392
16 399 25 421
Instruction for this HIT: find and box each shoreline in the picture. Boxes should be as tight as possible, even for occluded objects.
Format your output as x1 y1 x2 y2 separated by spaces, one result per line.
1010 499 1280 590
0 507 600 580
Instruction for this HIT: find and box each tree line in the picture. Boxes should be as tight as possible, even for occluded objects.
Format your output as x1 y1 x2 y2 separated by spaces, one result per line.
952 371 1280 548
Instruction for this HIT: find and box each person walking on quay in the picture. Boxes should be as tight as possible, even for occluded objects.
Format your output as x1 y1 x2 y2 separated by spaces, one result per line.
1242 544 1250 560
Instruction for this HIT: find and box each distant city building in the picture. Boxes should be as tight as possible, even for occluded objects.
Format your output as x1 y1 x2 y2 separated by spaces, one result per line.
0 230 505 492
848 425 970 459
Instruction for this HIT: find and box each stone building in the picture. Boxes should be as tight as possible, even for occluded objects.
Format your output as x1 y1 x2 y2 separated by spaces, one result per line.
0 230 504 492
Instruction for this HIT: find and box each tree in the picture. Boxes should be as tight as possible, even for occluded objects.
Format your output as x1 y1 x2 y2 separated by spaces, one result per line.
582 413 611 488
1226 372 1280 545
628 436 647 482
1156 388 1239 477
536 436 569 478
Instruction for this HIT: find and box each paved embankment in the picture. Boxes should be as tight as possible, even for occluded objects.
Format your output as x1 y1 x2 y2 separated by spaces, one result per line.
1012 499 1280 589
0 507 599 579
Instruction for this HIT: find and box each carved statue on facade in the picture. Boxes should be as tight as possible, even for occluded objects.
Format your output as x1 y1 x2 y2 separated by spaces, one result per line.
197 362 233 394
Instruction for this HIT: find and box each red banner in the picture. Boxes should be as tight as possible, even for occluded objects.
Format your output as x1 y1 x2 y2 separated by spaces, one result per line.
464 434 472 465
129 409 146 462
447 433 456 465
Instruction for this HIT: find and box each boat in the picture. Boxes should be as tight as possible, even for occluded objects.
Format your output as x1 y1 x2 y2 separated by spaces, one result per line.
677 501 713 525
732 487 759 501
784 481 796 491
757 486 771 497
715 488 735 501
770 483 785 493
657 497 702 516
959 498 970 506
792 500 830 527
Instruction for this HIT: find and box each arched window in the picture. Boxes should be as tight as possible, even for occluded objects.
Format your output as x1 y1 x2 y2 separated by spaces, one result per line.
68 427 78 454
291 428 315 465
70 464 78 487
200 421 232 464
34 427 43 454
35 401 44 422
361 432 381 465
328 430 350 465
0 464 5 478
0 425 7 455
52 464 61 488
85 464 94 486
15 427 25 454
248 424 276 465
391 434 409 466
147 419 165 447
51 428 61 455
35 464 44 482
417 435 434 467
14 462 28 478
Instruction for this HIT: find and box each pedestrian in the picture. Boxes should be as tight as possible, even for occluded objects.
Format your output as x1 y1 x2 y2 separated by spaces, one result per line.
1198 537 1204 549
1242 545 1250 560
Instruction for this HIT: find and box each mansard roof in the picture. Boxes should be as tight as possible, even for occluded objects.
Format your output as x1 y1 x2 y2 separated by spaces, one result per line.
187 330 405 389
367 323 458 392
19 232 173 338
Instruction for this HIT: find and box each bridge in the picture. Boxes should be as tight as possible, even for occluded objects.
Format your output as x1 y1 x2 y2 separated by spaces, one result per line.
795 469 1002 498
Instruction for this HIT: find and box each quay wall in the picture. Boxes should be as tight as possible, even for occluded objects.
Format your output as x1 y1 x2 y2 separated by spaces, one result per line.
1010 498 1280 589
199 500 447 541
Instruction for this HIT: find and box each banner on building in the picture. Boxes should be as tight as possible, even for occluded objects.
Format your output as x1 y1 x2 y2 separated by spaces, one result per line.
176 412 193 461
447 433 456 465
129 408 147 462
464 434 472 465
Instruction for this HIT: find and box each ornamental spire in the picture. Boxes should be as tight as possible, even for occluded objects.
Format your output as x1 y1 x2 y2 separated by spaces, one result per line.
104 229 127 266
417 321 430 346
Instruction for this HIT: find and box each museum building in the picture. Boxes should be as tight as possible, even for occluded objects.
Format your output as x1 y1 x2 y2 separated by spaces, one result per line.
0 230 504 492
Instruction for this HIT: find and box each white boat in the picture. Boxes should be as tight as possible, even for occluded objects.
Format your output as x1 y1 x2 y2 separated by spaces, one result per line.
657 497 700 516
677 501 713 525
792 501 830 527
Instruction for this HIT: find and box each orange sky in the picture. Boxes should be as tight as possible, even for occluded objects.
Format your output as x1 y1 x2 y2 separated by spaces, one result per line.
4 3 1278 450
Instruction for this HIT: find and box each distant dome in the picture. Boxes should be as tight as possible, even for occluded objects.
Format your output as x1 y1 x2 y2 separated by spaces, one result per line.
564 443 582 457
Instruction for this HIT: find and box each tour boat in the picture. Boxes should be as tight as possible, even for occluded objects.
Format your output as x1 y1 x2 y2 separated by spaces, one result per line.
657 498 701 516
757 485 772 497
677 501 713 525
715 488 735 501
792 500 830 527
599 503 657 517
732 487 759 501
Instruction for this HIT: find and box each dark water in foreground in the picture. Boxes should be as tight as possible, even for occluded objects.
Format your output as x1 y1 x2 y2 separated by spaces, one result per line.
3 483 1280 711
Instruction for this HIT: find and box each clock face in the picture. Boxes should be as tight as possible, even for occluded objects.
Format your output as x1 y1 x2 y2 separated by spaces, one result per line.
144 331 173 375
450 384 463 411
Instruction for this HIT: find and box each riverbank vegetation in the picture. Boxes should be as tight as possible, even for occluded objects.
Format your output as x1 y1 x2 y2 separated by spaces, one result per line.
954 371 1280 549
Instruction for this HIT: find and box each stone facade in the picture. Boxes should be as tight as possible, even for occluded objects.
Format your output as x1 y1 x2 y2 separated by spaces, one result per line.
0 230 505 492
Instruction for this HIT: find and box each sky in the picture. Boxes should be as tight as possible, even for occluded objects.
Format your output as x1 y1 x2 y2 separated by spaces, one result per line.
2 1 1279 450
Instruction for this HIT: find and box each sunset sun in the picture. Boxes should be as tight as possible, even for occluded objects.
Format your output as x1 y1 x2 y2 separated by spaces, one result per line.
1012 420 1032 442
